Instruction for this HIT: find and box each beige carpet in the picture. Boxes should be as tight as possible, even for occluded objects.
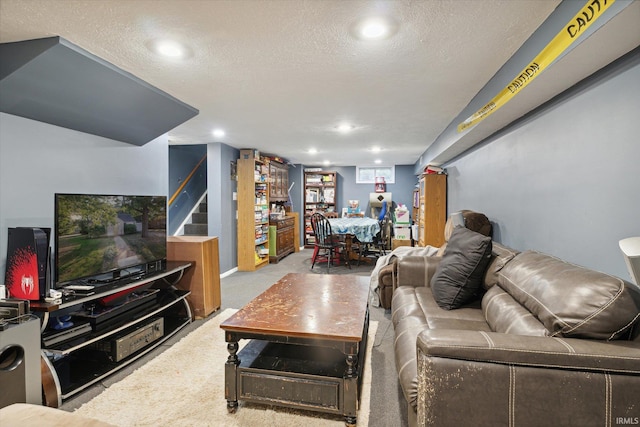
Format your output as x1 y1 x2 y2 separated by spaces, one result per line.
75 309 377 426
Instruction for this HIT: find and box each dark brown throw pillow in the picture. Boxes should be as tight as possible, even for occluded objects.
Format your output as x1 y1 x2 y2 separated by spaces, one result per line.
431 226 493 310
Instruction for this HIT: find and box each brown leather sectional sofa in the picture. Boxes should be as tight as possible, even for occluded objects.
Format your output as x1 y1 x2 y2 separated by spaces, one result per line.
389 242 640 426
377 210 492 309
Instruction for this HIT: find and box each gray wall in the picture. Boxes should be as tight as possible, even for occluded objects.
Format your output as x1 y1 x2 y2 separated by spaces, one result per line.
416 0 635 172
168 145 206 197
443 52 640 282
289 165 417 247
297 165 416 218
207 143 239 273
332 165 416 217
0 112 168 279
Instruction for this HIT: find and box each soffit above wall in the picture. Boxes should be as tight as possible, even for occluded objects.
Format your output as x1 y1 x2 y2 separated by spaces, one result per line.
0 36 198 146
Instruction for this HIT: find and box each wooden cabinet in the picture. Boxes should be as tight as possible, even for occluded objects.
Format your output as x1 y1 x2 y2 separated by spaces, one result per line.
303 171 337 247
418 174 447 247
269 161 289 202
167 236 221 319
412 187 420 231
237 149 270 271
268 215 295 263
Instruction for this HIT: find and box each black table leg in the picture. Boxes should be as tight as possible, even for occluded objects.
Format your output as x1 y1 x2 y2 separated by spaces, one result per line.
225 340 240 413
344 352 358 426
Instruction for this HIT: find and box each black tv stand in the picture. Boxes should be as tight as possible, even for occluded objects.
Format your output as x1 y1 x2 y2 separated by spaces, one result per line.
31 261 192 407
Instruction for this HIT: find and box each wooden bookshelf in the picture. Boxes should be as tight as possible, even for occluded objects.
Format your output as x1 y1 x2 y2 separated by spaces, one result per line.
303 170 337 247
237 150 270 271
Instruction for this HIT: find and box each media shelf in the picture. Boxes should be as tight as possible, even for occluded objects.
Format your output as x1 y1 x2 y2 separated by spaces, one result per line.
31 261 192 407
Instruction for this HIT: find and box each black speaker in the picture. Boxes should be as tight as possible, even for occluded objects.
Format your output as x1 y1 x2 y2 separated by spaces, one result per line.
4 227 51 300
0 317 42 408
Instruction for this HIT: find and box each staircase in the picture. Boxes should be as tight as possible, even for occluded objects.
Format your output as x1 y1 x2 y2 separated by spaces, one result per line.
183 198 208 236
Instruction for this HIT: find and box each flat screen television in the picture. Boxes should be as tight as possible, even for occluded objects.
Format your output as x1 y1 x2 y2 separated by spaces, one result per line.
54 193 167 288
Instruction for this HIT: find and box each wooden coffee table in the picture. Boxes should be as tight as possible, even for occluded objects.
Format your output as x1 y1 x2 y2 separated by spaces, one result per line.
220 273 370 426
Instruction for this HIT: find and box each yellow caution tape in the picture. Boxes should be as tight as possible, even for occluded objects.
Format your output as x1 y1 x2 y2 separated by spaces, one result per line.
458 0 616 133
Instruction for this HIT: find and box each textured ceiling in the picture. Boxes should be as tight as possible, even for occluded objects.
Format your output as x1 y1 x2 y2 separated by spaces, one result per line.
0 0 637 167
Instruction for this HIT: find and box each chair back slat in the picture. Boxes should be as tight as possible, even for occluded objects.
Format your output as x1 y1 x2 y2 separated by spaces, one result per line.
311 212 333 247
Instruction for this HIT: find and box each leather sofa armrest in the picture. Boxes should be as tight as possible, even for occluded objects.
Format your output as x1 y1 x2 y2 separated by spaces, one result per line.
416 330 640 373
378 259 398 309
396 256 441 288
415 330 640 426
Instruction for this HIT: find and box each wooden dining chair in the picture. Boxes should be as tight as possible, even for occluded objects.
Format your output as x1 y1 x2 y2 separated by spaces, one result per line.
310 212 350 271
356 214 391 266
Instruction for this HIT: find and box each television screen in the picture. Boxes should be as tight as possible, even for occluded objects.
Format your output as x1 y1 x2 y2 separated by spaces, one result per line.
54 193 167 287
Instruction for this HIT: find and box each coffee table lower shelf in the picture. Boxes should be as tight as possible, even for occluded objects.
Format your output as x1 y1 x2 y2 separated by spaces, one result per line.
226 335 367 426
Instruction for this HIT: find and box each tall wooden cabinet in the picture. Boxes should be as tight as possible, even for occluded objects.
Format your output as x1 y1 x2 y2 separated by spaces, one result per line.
269 160 289 202
237 150 270 271
303 171 337 247
418 173 447 247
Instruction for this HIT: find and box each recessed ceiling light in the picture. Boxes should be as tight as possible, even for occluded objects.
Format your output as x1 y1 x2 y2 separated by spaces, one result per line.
158 41 183 57
336 123 355 133
351 17 398 41
146 39 191 59
308 148 318 154
371 146 381 153
323 160 331 166
375 159 382 164
212 129 225 138
361 20 388 39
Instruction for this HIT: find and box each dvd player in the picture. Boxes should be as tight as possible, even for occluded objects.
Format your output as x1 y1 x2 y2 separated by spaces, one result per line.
73 289 160 331
42 321 92 347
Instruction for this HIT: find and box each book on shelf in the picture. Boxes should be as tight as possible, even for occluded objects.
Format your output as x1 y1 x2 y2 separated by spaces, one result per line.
306 188 319 203
324 188 335 203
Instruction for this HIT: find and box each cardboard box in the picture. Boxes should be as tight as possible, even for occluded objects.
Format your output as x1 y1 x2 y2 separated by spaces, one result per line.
392 239 412 250
394 210 410 224
393 225 411 240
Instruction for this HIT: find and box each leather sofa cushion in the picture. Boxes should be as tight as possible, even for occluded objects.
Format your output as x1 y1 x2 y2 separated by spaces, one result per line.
498 251 640 340
483 242 519 289
397 255 441 288
482 285 548 336
426 317 492 331
392 287 483 326
431 227 492 310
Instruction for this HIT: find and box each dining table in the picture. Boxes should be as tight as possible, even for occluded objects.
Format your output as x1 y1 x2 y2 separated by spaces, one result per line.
328 217 381 262
328 217 380 243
